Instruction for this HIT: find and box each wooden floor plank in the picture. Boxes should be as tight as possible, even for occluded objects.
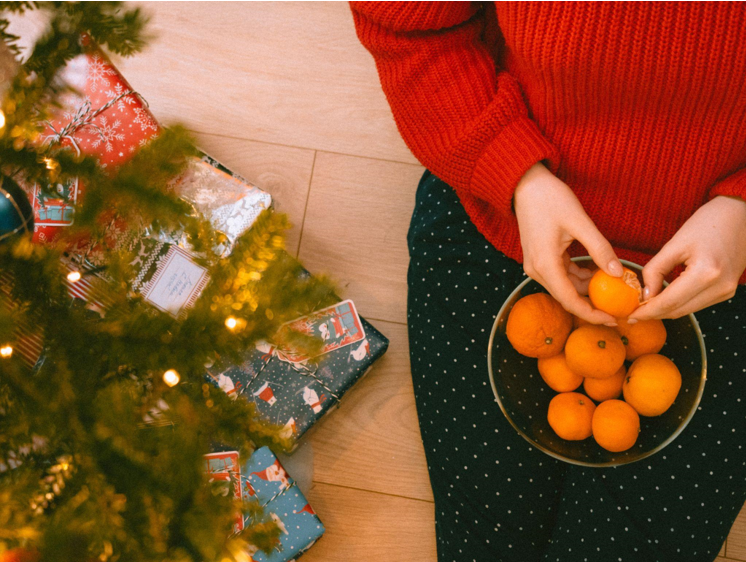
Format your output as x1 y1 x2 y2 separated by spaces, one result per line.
298 152 423 325
301 482 436 562
727 503 746 560
190 132 315 256
117 2 417 165
308 320 433 502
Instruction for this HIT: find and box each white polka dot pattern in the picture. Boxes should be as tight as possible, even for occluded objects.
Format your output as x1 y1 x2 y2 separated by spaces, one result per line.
406 172 746 562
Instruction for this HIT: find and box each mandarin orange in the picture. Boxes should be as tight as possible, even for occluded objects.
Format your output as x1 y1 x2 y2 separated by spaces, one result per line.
547 392 596 440
564 325 626 379
615 317 667 361
591 399 640 452
588 267 642 318
538 352 584 393
506 293 573 358
583 364 626 402
623 354 682 416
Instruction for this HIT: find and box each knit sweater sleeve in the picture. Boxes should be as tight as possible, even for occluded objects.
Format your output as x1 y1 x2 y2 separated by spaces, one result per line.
707 167 746 203
350 1 560 216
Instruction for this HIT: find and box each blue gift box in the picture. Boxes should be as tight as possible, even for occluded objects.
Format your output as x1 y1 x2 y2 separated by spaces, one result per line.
241 447 324 562
208 299 389 449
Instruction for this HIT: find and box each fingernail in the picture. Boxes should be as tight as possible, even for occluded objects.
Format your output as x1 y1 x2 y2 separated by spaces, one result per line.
643 287 651 301
608 260 623 276
604 322 618 327
627 318 638 325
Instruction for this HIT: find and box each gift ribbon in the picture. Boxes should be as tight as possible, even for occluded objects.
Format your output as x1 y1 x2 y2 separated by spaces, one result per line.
43 89 144 154
240 348 341 407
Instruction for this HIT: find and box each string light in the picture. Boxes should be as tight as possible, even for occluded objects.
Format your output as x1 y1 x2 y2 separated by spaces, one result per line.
43 157 57 170
162 369 180 387
0 345 12 358
0 109 5 129
67 270 81 283
225 316 246 331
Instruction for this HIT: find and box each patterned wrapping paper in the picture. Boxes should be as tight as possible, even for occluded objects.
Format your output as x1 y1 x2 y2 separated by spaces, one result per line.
239 447 325 562
208 300 390 449
25 39 160 245
204 451 245 534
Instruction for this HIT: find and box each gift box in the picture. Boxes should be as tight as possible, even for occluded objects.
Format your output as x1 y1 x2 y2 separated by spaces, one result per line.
24 39 271 260
240 447 324 562
26 39 160 245
204 450 245 534
157 154 273 257
208 299 390 449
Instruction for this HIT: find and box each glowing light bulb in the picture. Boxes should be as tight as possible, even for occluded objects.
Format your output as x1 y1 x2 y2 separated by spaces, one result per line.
163 369 180 387
43 157 57 170
67 270 81 283
225 316 238 330
0 110 5 129
0 345 12 358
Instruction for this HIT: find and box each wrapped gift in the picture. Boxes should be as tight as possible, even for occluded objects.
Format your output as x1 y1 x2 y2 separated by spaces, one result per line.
240 447 324 562
27 39 160 245
158 154 273 257
24 39 271 260
208 299 390 449
204 450 245 534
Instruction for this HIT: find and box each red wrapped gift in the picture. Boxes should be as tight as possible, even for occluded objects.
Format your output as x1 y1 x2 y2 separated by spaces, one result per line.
28 38 159 245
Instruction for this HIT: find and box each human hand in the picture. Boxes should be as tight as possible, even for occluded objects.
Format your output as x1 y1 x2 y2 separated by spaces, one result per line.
629 195 746 321
513 162 621 325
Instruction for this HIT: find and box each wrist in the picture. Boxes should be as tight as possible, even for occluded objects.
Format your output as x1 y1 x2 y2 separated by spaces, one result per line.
513 162 551 210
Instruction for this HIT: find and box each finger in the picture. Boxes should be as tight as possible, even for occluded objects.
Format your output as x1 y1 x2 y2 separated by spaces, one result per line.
537 255 617 325
661 282 737 319
568 272 591 295
570 219 623 277
568 262 594 280
629 267 713 321
640 242 685 302
565 254 595 281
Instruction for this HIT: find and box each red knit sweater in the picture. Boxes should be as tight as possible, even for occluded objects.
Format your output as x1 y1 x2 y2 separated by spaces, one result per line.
351 2 746 275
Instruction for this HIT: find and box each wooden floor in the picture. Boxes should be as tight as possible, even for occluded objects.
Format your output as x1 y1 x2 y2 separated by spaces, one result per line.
9 2 746 560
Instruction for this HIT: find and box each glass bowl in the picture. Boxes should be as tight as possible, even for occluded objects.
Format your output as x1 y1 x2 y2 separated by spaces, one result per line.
487 257 707 467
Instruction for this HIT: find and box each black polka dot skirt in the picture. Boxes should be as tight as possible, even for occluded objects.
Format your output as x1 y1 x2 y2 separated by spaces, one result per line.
406 171 746 562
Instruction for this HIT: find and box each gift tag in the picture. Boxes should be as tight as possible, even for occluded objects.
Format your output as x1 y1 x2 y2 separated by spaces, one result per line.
275 300 365 363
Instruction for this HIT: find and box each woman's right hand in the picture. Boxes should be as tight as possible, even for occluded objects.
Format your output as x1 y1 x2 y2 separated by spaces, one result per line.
513 162 622 325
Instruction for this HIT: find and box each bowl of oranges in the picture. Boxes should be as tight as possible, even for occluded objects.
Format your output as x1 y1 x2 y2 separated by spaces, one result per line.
488 257 707 467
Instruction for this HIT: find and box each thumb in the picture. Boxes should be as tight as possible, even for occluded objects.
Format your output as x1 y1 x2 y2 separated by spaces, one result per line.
573 220 623 277
640 242 683 302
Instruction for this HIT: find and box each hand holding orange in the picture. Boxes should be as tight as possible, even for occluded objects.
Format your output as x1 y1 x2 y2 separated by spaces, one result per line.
588 267 642 318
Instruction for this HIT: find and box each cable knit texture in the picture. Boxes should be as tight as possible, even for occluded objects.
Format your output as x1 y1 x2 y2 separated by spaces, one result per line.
351 1 746 279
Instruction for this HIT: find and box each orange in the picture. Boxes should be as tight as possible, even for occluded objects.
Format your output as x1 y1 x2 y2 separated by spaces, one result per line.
588 267 642 318
572 314 592 329
506 293 573 358
538 352 584 393
623 354 682 416
564 325 626 379
615 318 667 361
547 392 596 441
591 399 640 452
583 364 626 402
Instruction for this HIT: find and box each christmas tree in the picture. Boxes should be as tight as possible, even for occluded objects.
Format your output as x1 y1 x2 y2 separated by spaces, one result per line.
0 3 334 561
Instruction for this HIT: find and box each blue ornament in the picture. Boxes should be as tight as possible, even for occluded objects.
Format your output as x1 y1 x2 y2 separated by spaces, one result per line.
0 175 34 243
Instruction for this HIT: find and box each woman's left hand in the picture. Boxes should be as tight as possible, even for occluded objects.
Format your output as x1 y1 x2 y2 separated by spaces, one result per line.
629 195 746 321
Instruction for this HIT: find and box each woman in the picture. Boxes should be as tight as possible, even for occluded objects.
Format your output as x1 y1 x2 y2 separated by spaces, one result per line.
351 3 746 561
